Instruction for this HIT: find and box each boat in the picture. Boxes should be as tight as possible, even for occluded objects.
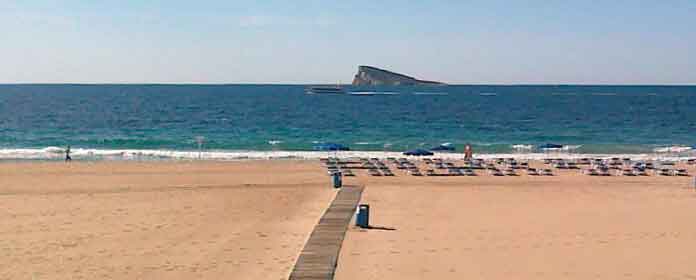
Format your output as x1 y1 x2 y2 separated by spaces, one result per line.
305 85 346 95
348 91 400 96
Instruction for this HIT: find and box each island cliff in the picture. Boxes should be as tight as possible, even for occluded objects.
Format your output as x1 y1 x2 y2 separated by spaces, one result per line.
351 65 444 86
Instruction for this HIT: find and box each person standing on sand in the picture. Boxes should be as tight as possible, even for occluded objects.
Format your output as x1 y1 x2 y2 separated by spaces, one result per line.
65 145 72 162
464 144 473 160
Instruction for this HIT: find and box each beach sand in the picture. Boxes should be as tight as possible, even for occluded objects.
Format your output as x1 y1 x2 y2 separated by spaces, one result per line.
2 160 696 279
336 162 696 279
0 161 334 280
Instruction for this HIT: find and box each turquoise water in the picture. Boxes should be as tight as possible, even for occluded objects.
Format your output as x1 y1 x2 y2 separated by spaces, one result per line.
1 84 695 158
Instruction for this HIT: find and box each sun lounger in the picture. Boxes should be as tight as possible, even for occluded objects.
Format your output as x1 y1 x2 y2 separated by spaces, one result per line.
541 169 554 176
584 169 599 176
489 168 504 176
462 169 476 176
674 169 689 176
503 168 517 176
658 169 672 176
518 162 529 169
621 169 636 176
634 169 648 176
526 168 540 176
448 169 464 176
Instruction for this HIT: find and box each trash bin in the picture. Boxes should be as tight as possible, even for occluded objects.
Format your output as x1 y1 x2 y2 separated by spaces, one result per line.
356 204 370 228
332 171 342 188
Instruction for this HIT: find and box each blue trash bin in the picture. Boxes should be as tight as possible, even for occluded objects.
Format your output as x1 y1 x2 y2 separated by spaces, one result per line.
332 172 342 188
356 204 370 228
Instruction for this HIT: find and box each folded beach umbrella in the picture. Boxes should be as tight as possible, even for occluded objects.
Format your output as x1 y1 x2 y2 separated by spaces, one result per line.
538 143 564 150
314 143 350 151
430 143 456 152
403 148 434 156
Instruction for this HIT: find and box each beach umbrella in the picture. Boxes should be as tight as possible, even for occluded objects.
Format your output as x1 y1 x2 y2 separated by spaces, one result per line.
538 143 563 150
403 148 434 156
430 143 455 152
313 143 350 151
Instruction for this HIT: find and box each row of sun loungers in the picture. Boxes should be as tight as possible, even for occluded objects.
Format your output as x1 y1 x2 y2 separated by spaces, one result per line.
323 157 691 178
425 168 477 176
584 167 688 176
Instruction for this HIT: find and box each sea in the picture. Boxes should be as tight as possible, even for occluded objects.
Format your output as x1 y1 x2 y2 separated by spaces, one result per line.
1 84 696 161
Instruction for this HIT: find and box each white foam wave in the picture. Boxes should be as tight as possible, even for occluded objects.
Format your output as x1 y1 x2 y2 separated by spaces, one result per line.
43 146 65 154
0 148 694 162
511 144 533 150
654 146 693 153
540 145 582 151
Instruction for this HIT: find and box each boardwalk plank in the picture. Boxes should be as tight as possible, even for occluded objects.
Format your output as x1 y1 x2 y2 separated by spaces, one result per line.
288 186 364 280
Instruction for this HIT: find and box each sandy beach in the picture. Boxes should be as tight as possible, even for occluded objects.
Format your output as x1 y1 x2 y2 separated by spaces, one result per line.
336 161 696 279
0 161 334 280
2 160 696 279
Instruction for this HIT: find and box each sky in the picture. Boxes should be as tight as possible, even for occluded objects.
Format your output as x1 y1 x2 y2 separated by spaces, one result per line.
1 1 695 84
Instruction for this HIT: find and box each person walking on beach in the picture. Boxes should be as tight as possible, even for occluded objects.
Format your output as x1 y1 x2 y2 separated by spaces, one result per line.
65 145 72 162
464 144 473 160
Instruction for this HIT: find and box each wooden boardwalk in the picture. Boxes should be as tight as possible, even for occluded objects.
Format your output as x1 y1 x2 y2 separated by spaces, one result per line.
288 185 364 280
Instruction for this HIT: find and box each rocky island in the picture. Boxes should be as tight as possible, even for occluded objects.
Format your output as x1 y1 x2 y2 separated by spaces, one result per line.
352 65 444 86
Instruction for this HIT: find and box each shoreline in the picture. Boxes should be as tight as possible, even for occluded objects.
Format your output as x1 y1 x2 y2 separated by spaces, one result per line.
1 147 695 162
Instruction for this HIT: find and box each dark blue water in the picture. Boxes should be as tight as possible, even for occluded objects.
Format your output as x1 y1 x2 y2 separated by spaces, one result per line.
1 84 695 154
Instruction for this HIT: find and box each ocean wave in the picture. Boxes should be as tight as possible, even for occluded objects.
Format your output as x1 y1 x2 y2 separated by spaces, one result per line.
43 146 65 154
654 146 693 153
0 148 693 161
540 145 582 151
413 92 448 96
511 144 533 150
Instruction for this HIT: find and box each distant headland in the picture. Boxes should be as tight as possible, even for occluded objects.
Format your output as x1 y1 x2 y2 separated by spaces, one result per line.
351 65 445 86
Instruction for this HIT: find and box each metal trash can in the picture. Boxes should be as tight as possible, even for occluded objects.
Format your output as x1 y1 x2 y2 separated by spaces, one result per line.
356 204 370 228
332 171 342 188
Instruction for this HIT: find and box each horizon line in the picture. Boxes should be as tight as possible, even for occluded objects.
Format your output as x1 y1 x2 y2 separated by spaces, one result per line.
1 83 696 87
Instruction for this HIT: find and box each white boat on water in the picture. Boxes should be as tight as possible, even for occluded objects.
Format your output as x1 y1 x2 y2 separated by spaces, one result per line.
305 85 346 95
349 91 400 96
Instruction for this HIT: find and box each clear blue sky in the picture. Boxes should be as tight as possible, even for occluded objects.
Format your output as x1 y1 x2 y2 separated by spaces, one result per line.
1 1 694 84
